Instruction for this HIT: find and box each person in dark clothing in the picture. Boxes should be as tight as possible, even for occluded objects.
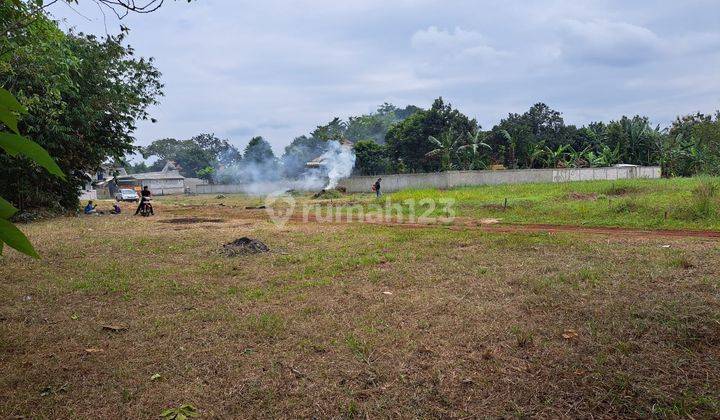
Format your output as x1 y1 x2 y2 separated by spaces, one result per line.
135 186 154 215
373 177 382 198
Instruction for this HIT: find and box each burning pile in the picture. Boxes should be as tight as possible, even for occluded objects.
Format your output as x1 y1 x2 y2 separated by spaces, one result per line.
222 237 269 256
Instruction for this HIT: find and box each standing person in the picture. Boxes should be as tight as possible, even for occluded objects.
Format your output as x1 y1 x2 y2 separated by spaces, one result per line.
135 186 153 215
373 177 382 198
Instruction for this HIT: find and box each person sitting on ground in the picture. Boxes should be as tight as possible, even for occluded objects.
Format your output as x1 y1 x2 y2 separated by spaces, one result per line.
373 177 382 198
84 200 98 215
110 203 121 214
135 186 154 215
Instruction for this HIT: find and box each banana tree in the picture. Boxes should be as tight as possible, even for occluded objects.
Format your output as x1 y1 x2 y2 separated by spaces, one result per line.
426 131 462 171
586 144 620 167
457 131 491 170
541 144 572 168
567 145 591 168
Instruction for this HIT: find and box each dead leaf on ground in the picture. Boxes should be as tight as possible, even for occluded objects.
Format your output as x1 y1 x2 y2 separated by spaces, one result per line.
562 329 579 340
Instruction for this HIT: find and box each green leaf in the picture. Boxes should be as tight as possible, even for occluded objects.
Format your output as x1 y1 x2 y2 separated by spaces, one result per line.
0 88 27 114
0 110 19 134
0 88 27 135
0 218 39 258
0 196 18 219
0 132 65 179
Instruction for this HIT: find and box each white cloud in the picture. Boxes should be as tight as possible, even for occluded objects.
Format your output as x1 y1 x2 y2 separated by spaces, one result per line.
558 19 663 66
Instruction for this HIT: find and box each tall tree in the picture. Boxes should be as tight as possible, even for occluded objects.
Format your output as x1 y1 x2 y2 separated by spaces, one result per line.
243 136 276 163
0 19 162 210
385 97 478 172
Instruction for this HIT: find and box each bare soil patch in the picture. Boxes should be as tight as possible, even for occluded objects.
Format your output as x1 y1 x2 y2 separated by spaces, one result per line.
159 217 225 224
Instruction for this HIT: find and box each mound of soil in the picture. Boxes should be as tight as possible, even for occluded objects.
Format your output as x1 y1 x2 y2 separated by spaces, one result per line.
222 237 269 256
160 217 224 224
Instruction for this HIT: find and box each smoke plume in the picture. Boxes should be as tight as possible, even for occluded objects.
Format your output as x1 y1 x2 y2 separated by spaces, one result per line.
214 140 355 195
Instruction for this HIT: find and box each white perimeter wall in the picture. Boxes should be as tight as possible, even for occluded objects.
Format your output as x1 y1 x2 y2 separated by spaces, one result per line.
337 166 661 193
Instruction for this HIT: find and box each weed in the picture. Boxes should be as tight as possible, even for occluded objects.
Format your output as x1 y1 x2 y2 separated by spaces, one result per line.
344 334 372 362
668 256 693 269
510 325 534 348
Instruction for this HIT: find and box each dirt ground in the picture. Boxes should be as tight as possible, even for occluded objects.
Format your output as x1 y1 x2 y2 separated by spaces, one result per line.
1 199 719 418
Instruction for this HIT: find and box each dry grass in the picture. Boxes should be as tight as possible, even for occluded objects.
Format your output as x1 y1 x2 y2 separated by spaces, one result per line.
1 199 719 418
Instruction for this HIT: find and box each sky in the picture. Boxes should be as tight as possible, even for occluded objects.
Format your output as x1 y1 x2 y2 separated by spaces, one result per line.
51 0 720 155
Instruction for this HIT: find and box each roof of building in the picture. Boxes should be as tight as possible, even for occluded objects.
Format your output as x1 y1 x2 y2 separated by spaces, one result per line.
306 139 353 168
117 161 185 181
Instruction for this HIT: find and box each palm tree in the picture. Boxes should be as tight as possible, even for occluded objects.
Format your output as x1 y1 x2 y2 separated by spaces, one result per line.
457 131 491 170
426 131 463 171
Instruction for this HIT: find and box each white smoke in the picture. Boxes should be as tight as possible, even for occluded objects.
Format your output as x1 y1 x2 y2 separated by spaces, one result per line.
213 140 355 195
319 141 356 189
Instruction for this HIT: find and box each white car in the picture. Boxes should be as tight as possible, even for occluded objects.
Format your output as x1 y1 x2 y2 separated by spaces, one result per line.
115 188 139 202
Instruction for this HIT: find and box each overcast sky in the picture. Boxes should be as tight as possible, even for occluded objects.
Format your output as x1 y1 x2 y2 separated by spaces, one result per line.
52 0 720 154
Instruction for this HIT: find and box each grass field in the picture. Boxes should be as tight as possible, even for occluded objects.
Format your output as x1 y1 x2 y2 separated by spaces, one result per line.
1 178 720 417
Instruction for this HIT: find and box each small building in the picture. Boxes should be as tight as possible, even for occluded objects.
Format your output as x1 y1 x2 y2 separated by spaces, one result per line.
116 161 186 196
79 163 128 200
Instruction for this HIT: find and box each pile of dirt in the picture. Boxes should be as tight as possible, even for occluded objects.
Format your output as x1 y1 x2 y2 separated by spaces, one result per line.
222 237 269 256
160 217 224 224
567 192 598 200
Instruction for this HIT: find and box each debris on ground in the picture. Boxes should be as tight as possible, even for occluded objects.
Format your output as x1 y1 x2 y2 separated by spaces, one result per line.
160 217 224 224
562 329 579 340
313 189 342 199
102 324 128 332
222 237 269 256
245 205 266 209
215 194 226 199
85 348 104 353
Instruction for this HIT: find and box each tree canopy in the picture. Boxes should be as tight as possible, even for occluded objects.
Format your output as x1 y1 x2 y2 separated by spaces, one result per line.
0 12 162 211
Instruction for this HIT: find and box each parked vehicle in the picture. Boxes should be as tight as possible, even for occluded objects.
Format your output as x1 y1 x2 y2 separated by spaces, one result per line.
115 188 139 202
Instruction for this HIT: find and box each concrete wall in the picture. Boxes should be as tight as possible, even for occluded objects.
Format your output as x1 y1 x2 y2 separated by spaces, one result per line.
337 166 661 193
194 184 248 194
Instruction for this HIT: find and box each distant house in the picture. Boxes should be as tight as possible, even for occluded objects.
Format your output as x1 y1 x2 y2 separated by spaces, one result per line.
80 163 128 200
116 161 186 196
306 139 353 168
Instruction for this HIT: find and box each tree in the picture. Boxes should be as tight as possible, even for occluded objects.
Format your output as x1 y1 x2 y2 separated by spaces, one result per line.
386 97 478 172
353 140 389 175
243 136 276 163
196 166 215 183
345 103 422 144
457 131 491 170
142 138 213 177
0 17 163 211
311 117 346 142
281 135 326 177
425 131 463 171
